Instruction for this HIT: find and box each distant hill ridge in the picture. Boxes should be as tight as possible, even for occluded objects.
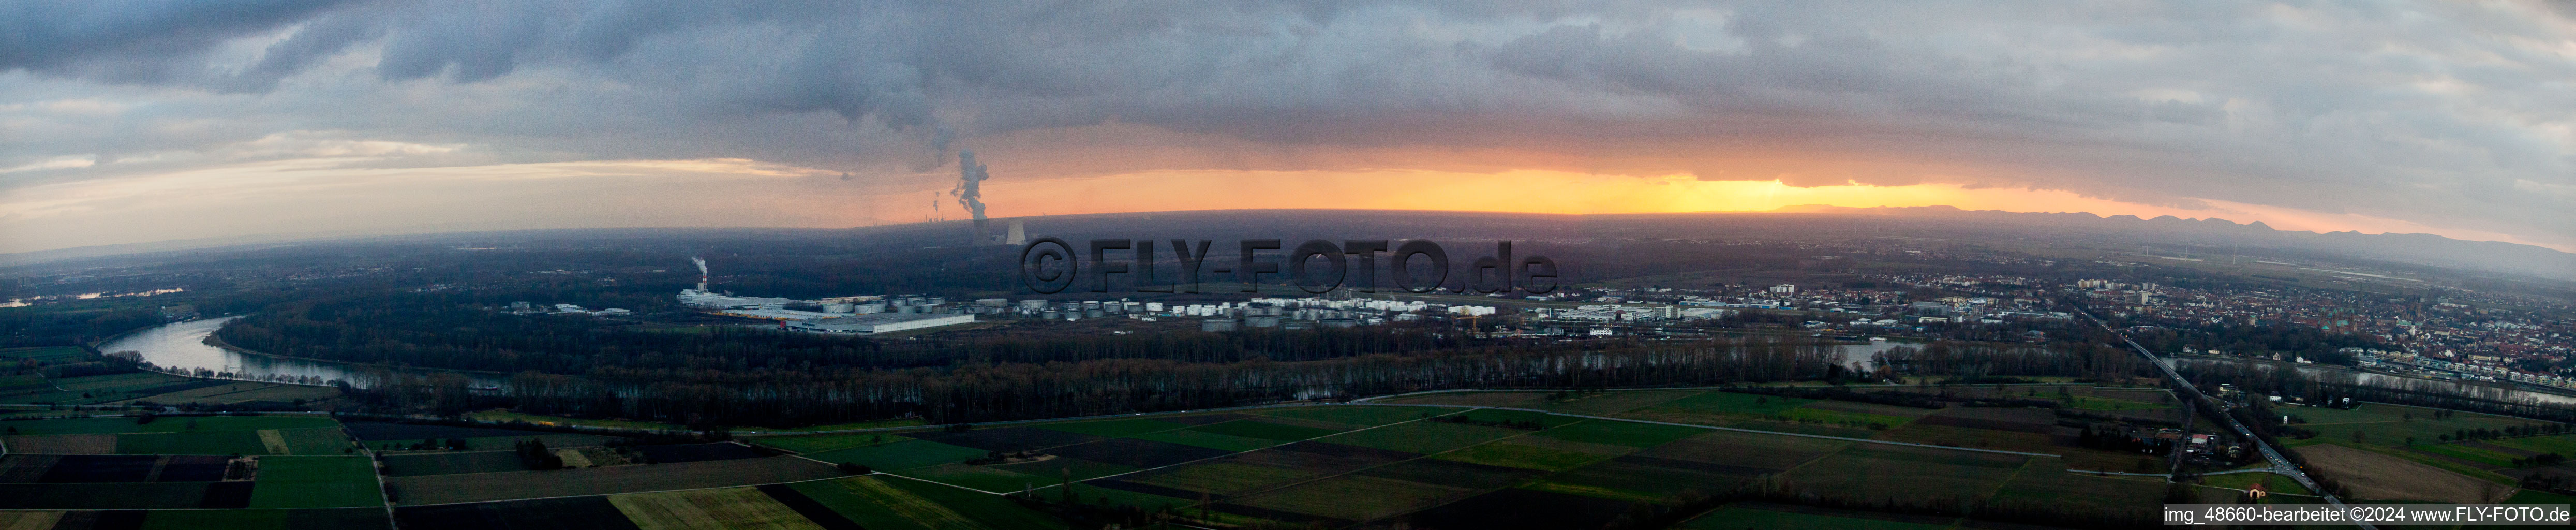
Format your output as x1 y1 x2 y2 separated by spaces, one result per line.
1766 204 2576 281
7 206 2568 282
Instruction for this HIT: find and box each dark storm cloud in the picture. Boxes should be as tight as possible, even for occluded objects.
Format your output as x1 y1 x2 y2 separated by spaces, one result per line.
3 0 2571 247
1 0 355 83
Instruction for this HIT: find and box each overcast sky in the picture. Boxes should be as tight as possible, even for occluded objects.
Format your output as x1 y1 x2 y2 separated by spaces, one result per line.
3 0 2572 253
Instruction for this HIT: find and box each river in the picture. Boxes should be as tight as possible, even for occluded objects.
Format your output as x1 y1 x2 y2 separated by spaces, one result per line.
1827 339 1913 366
2173 356 2576 406
99 316 508 390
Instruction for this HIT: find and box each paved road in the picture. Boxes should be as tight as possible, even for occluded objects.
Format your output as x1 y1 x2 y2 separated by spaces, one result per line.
2080 310 2373 529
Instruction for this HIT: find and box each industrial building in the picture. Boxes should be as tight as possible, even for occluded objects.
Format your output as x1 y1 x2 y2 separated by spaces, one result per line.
678 290 798 310
786 313 975 334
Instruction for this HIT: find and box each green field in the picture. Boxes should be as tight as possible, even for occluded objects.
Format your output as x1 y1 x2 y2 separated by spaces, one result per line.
1187 418 1345 441
1535 390 1704 415
2065 395 2171 411
1620 391 1817 425
2505 489 2576 505
1684 505 1954 529
757 432 912 454
1125 461 1324 496
1445 407 1582 429
1714 418 1879 439
1378 390 1548 408
1254 405 1450 428
792 475 988 530
2485 434 2576 456
92 425 350 455
606 486 815 529
0 482 216 509
17 373 204 405
115 430 272 455
992 455 1136 481
419 433 620 452
0 374 50 389
1526 419 1706 447
1774 407 1913 430
115 382 339 407
1638 429 1852 471
1035 418 1190 437
1990 466 2166 515
791 475 1066 530
382 450 528 476
1527 456 1749 501
1232 475 1470 522
248 455 384 508
136 508 390 530
462 409 683 432
0 346 87 362
734 404 2188 526
1778 444 2033 499
0 415 337 435
2290 404 2542 448
50 373 182 390
2200 471 2314 497
901 462 1052 493
1128 428 1279 452
2411 443 2520 467
873 477 1070 530
758 418 929 432
1435 438 1620 471
1065 484 1198 516
1317 419 1524 455
801 439 991 471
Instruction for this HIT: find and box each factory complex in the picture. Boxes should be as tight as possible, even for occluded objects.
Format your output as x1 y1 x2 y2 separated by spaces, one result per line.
785 312 977 334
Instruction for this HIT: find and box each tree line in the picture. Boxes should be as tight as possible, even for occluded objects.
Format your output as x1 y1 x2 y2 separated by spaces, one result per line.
1872 340 2149 383
351 336 1846 426
237 289 2146 427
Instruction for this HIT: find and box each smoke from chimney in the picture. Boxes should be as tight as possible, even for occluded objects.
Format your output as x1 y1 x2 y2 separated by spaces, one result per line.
952 150 990 222
691 256 709 291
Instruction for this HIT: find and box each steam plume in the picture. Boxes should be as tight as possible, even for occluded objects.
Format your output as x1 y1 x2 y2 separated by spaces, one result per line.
691 256 709 291
952 150 990 221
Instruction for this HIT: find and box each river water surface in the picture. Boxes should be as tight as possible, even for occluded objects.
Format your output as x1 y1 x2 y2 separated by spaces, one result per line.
100 316 507 390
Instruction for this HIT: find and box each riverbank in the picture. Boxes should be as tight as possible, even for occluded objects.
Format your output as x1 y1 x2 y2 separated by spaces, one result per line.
2173 354 2576 405
196 317 518 379
102 317 509 391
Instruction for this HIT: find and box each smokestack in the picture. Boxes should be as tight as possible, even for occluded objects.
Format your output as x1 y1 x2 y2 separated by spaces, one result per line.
691 257 709 291
954 150 992 245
